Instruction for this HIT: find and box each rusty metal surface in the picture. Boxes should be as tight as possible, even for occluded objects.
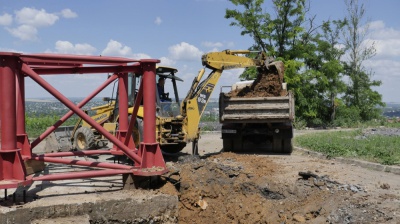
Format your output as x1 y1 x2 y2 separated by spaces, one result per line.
0 52 166 190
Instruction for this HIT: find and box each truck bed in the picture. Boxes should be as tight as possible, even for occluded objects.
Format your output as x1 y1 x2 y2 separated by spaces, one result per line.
219 92 294 123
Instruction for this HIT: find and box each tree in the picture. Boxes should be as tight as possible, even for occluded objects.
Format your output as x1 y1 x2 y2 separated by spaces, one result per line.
225 0 384 126
342 0 384 120
318 20 347 121
225 0 306 58
225 0 323 124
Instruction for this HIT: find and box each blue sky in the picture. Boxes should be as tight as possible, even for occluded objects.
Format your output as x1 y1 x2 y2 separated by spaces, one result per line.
1 0 399 102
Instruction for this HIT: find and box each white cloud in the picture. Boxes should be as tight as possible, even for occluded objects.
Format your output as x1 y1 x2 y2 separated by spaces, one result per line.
15 7 59 27
101 39 151 59
101 39 133 57
0 13 12 26
6 25 37 40
154 17 162 25
201 41 235 51
370 39 400 58
364 20 400 59
365 59 400 102
54 40 96 55
168 42 203 61
365 59 400 78
369 20 385 31
132 53 151 59
202 41 223 48
159 56 176 66
60 9 78 18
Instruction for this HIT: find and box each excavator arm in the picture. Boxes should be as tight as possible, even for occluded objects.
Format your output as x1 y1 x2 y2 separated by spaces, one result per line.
202 50 268 70
181 50 279 141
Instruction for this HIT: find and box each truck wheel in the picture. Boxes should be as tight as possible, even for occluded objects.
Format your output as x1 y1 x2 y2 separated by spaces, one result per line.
232 138 243 151
223 139 233 152
272 138 283 153
282 138 293 154
74 127 95 151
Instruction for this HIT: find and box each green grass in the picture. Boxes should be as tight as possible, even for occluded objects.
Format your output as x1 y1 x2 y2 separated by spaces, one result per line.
294 129 400 165
26 115 78 138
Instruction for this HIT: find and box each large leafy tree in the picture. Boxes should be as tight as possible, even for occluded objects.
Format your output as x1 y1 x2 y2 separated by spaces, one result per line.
225 0 383 125
225 0 321 123
342 0 384 120
317 20 347 121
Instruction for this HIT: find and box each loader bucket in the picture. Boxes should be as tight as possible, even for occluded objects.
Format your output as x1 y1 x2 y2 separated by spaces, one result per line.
44 125 75 153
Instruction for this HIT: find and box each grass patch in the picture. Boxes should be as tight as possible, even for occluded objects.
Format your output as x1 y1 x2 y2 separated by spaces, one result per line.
294 129 400 165
26 114 78 138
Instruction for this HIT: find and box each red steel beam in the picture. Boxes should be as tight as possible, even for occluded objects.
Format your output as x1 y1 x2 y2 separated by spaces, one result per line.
137 61 166 172
33 64 141 75
28 62 83 67
30 74 118 149
142 62 157 143
0 55 27 186
16 63 31 157
20 53 140 65
22 64 143 164
30 155 132 170
31 150 112 158
32 169 133 182
125 80 144 145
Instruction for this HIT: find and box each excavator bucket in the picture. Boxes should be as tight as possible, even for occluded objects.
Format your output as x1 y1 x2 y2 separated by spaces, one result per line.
266 61 285 84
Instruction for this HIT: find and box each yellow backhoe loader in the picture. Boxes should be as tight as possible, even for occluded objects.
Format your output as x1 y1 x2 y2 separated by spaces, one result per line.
47 50 284 154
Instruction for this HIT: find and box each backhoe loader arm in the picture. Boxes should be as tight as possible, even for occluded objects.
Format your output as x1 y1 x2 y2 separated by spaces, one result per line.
181 50 272 141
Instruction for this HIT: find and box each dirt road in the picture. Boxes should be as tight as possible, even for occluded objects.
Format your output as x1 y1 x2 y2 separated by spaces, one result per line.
163 132 400 223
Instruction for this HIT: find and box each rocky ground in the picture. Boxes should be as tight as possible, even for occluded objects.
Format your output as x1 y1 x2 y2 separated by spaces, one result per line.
160 131 400 224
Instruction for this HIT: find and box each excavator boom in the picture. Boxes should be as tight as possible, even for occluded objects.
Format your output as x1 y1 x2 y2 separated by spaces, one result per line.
201 50 268 70
181 50 282 147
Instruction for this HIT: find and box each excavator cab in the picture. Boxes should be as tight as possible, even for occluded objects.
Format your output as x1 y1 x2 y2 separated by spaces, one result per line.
154 66 183 117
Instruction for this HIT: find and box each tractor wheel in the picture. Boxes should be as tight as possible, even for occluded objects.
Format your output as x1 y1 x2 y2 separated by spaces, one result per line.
74 127 95 151
129 116 143 147
161 143 186 154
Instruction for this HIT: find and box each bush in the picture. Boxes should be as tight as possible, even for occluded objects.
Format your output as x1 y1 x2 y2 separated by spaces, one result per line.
293 117 307 130
331 106 362 127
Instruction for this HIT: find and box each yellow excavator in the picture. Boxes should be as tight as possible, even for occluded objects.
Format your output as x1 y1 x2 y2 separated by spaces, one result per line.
47 50 282 154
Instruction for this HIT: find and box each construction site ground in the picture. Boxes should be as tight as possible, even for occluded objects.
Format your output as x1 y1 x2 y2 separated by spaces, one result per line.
1 130 399 223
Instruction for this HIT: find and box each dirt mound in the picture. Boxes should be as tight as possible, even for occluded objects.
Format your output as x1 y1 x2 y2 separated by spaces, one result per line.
160 153 393 223
228 62 287 98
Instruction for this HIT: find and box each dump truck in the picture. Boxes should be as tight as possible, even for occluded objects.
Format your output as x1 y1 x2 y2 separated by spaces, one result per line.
219 61 295 153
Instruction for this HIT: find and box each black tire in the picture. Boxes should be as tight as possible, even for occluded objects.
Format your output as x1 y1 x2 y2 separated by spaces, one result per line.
272 138 282 153
223 138 233 152
232 137 243 151
129 116 143 147
282 138 293 154
74 126 95 151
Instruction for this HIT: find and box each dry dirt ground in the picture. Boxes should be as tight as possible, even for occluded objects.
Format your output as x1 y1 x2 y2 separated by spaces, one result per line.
1 131 399 223
162 132 400 224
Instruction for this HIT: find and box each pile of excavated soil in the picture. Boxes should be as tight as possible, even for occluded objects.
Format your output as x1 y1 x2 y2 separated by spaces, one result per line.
228 67 287 98
161 153 393 223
